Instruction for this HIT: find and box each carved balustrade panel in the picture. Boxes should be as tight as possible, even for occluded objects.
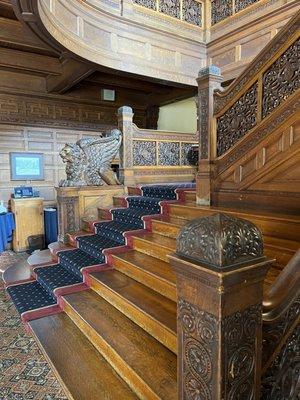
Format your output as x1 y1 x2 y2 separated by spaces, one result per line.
133 140 157 166
235 0 259 13
132 139 197 166
159 141 180 165
262 296 300 366
133 0 157 10
211 0 233 25
160 0 180 18
182 0 202 26
261 323 300 400
262 38 300 118
133 0 202 26
216 83 258 157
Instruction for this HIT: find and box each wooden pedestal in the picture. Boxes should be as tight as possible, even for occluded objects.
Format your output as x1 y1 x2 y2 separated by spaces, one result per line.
55 185 126 243
11 197 44 252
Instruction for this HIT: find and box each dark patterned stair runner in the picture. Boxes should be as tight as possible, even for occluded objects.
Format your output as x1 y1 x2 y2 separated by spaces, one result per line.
7 183 195 318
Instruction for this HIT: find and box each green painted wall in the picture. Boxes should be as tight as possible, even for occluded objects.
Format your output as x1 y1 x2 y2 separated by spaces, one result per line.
157 97 197 133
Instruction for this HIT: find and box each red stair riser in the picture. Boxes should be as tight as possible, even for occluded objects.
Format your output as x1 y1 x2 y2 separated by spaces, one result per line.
21 305 62 324
102 245 131 265
54 283 89 299
82 264 112 285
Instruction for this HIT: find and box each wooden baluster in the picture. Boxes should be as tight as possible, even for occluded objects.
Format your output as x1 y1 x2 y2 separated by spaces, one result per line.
196 66 222 205
117 106 136 186
169 212 273 400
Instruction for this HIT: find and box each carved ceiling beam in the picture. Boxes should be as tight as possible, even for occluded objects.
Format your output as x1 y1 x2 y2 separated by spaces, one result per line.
46 58 95 94
0 47 61 75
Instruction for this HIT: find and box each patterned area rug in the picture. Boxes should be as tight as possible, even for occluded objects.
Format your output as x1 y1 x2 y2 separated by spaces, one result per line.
0 251 68 400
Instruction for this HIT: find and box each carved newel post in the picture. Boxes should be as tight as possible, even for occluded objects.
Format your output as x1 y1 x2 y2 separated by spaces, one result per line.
169 213 273 400
117 106 135 186
196 66 222 205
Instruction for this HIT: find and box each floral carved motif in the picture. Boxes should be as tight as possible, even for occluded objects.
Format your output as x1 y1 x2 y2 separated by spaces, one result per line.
133 140 156 166
177 213 264 268
159 0 180 18
178 298 218 400
133 0 156 10
159 142 180 165
216 83 258 157
182 0 202 26
211 0 233 25
262 38 300 118
261 324 300 400
235 0 259 13
223 304 262 400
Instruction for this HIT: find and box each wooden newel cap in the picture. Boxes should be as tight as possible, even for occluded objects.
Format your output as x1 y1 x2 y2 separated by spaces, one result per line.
176 213 265 270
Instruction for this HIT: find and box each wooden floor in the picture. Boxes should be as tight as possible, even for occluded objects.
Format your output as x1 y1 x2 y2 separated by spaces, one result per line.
26 199 299 399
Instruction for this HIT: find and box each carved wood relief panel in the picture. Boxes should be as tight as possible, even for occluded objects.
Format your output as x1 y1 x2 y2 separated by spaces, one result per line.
132 139 197 166
216 83 258 156
211 0 260 25
211 0 233 26
262 38 300 118
133 0 203 26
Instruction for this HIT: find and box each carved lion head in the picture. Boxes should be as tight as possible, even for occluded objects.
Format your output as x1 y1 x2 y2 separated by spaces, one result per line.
59 143 83 164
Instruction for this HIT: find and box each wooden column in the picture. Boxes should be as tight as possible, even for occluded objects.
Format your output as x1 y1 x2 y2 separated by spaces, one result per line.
169 213 272 400
196 66 222 205
117 106 136 186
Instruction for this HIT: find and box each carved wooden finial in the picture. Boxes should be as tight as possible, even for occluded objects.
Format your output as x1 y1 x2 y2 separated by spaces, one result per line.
176 213 264 269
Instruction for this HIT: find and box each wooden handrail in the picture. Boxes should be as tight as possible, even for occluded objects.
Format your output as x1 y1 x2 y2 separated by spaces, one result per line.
263 249 300 321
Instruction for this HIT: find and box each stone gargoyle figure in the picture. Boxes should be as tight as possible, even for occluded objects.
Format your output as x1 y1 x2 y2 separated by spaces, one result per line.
59 129 122 187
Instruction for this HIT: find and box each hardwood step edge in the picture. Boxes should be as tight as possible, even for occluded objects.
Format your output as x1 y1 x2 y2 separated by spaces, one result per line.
89 274 177 353
62 298 163 400
112 254 177 301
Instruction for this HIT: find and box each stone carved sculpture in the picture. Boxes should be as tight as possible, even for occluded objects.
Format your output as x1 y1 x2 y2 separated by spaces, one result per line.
59 129 122 187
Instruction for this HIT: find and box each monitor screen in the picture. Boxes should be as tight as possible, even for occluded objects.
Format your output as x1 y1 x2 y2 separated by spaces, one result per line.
10 153 44 181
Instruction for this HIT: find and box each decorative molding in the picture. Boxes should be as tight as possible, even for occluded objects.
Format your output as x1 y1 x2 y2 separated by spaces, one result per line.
0 93 120 130
176 213 264 268
198 88 209 159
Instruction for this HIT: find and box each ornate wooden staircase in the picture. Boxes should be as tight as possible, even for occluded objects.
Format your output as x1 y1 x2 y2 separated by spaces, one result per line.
4 183 299 399
4 9 300 400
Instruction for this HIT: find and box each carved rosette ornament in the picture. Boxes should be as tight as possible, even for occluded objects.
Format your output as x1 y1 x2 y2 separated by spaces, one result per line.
171 213 271 399
176 213 264 268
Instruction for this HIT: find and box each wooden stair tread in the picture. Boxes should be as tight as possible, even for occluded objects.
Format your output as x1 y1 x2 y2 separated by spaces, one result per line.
133 232 176 250
169 203 300 223
63 290 177 400
89 269 177 352
113 250 176 284
29 313 138 400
